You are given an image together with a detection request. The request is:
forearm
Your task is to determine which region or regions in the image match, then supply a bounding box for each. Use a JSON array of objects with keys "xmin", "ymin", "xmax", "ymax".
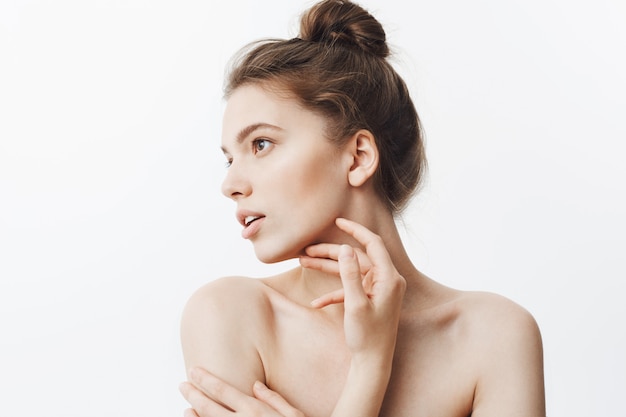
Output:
[
  {"xmin": 330, "ymin": 352, "xmax": 394, "ymax": 417},
  {"xmin": 315, "ymin": 227, "xmax": 404, "ymax": 417}
]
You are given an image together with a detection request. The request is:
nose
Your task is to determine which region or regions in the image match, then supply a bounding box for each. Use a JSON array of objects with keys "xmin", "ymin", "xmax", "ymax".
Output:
[{"xmin": 221, "ymin": 161, "xmax": 252, "ymax": 200}]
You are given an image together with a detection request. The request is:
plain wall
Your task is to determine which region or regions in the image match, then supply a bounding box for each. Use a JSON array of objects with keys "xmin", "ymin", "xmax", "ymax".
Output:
[{"xmin": 1, "ymin": 0, "xmax": 625, "ymax": 415}]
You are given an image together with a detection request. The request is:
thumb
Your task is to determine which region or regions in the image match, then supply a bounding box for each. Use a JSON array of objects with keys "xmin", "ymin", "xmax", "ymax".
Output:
[
  {"xmin": 338, "ymin": 245, "xmax": 368, "ymax": 307},
  {"xmin": 253, "ymin": 381, "xmax": 301, "ymax": 416}
]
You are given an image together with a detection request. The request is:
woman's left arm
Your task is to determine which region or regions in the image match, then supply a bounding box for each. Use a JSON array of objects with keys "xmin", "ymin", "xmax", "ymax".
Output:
[
  {"xmin": 179, "ymin": 368, "xmax": 303, "ymax": 417},
  {"xmin": 180, "ymin": 219, "xmax": 405, "ymax": 417},
  {"xmin": 470, "ymin": 301, "xmax": 546, "ymax": 417}
]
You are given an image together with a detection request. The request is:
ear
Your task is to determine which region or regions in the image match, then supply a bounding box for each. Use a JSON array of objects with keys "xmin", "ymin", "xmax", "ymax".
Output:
[{"xmin": 347, "ymin": 129, "xmax": 379, "ymax": 187}]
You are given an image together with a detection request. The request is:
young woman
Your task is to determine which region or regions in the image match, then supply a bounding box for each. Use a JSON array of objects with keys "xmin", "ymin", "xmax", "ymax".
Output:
[{"xmin": 179, "ymin": 1, "xmax": 545, "ymax": 416}]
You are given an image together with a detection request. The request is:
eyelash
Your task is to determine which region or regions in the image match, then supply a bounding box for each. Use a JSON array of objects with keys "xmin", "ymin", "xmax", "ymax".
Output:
[{"xmin": 224, "ymin": 138, "xmax": 272, "ymax": 168}]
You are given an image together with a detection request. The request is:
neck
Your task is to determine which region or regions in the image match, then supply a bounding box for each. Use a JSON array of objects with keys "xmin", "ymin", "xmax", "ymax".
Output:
[{"xmin": 298, "ymin": 207, "xmax": 426, "ymax": 308}]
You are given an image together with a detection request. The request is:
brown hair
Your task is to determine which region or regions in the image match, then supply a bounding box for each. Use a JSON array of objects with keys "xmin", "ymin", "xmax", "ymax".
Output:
[{"xmin": 225, "ymin": 0, "xmax": 426, "ymax": 214}]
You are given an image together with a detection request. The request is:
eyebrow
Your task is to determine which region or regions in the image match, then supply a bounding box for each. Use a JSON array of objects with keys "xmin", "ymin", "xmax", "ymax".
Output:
[{"xmin": 221, "ymin": 122, "xmax": 283, "ymax": 153}]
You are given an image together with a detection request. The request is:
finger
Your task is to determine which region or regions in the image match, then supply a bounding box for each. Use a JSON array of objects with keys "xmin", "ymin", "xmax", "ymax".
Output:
[
  {"xmin": 302, "ymin": 248, "xmax": 371, "ymax": 279},
  {"xmin": 338, "ymin": 245, "xmax": 369, "ymax": 307},
  {"xmin": 253, "ymin": 381, "xmax": 303, "ymax": 417},
  {"xmin": 305, "ymin": 244, "xmax": 372, "ymax": 270},
  {"xmin": 299, "ymin": 256, "xmax": 340, "ymax": 276},
  {"xmin": 304, "ymin": 243, "xmax": 342, "ymax": 259},
  {"xmin": 179, "ymin": 381, "xmax": 233, "ymax": 416},
  {"xmin": 335, "ymin": 218, "xmax": 394, "ymax": 273},
  {"xmin": 310, "ymin": 288, "xmax": 345, "ymax": 308},
  {"xmin": 300, "ymin": 255, "xmax": 371, "ymax": 277},
  {"xmin": 184, "ymin": 408, "xmax": 200, "ymax": 417},
  {"xmin": 187, "ymin": 367, "xmax": 246, "ymax": 412}
]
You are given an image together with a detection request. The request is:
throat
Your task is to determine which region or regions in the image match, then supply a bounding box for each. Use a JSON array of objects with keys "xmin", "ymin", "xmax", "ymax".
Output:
[{"xmin": 298, "ymin": 267, "xmax": 344, "ymax": 314}]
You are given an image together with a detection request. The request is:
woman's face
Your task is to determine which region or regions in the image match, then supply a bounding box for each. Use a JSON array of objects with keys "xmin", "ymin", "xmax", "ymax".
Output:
[{"xmin": 221, "ymin": 83, "xmax": 351, "ymax": 263}]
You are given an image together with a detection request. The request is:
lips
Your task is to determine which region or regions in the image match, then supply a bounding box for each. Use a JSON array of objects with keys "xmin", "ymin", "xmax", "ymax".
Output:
[
  {"xmin": 237, "ymin": 210, "xmax": 265, "ymax": 227},
  {"xmin": 244, "ymin": 215, "xmax": 262, "ymax": 226},
  {"xmin": 236, "ymin": 209, "xmax": 266, "ymax": 239}
]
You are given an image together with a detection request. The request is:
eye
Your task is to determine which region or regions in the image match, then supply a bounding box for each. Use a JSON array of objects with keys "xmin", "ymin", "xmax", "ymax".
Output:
[
  {"xmin": 223, "ymin": 153, "xmax": 233, "ymax": 168},
  {"xmin": 252, "ymin": 138, "xmax": 272, "ymax": 154}
]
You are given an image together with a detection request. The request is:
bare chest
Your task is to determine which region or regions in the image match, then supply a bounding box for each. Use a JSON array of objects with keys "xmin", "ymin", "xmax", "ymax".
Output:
[{"xmin": 260, "ymin": 312, "xmax": 475, "ymax": 417}]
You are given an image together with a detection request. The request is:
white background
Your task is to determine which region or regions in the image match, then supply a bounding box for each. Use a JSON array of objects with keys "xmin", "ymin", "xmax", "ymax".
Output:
[{"xmin": 1, "ymin": 0, "xmax": 625, "ymax": 415}]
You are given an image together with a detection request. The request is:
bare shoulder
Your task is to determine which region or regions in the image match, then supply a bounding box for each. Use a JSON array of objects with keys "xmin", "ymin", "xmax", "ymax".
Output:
[
  {"xmin": 455, "ymin": 291, "xmax": 545, "ymax": 416},
  {"xmin": 457, "ymin": 291, "xmax": 542, "ymax": 348},
  {"xmin": 180, "ymin": 276, "xmax": 272, "ymax": 393},
  {"xmin": 182, "ymin": 276, "xmax": 270, "ymax": 320}
]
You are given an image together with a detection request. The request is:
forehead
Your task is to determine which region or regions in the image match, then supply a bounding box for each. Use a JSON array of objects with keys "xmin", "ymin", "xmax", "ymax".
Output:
[
  {"xmin": 222, "ymin": 84, "xmax": 288, "ymax": 131},
  {"xmin": 221, "ymin": 84, "xmax": 327, "ymax": 149}
]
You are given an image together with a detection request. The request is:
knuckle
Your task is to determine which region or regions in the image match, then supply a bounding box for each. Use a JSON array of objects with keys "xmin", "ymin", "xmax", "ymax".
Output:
[
  {"xmin": 391, "ymin": 274, "xmax": 407, "ymax": 294},
  {"xmin": 380, "ymin": 271, "xmax": 405, "ymax": 293},
  {"xmin": 196, "ymin": 403, "xmax": 212, "ymax": 417},
  {"xmin": 204, "ymin": 377, "xmax": 226, "ymax": 398},
  {"xmin": 240, "ymin": 402, "xmax": 261, "ymax": 417},
  {"xmin": 348, "ymin": 298, "xmax": 369, "ymax": 314},
  {"xmin": 369, "ymin": 234, "xmax": 384, "ymax": 246}
]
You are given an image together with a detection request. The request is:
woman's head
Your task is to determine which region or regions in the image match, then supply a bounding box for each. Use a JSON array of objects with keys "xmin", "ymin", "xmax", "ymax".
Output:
[{"xmin": 224, "ymin": 0, "xmax": 426, "ymax": 214}]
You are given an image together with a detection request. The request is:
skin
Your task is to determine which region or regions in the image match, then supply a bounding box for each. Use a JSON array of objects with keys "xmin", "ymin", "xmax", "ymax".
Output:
[{"xmin": 179, "ymin": 83, "xmax": 546, "ymax": 417}]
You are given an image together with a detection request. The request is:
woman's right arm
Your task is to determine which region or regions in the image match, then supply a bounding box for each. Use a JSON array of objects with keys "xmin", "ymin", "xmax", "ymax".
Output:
[{"xmin": 180, "ymin": 277, "xmax": 267, "ymax": 401}]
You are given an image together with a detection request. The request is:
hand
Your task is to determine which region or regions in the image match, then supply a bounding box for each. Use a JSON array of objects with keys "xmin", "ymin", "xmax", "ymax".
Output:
[
  {"xmin": 179, "ymin": 367, "xmax": 304, "ymax": 417},
  {"xmin": 299, "ymin": 218, "xmax": 406, "ymax": 356}
]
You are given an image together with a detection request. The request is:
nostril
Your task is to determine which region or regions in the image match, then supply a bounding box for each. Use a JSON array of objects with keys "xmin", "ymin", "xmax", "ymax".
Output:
[
  {"xmin": 220, "ymin": 160, "xmax": 252, "ymax": 199},
  {"xmin": 221, "ymin": 177, "xmax": 250, "ymax": 200}
]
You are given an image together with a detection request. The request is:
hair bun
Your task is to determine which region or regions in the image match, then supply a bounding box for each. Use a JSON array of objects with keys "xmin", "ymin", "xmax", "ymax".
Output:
[{"xmin": 299, "ymin": 0, "xmax": 389, "ymax": 58}]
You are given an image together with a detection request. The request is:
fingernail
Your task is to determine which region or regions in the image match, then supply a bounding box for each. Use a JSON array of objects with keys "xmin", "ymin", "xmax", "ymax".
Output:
[
  {"xmin": 254, "ymin": 380, "xmax": 268, "ymax": 391},
  {"xmin": 339, "ymin": 244, "xmax": 353, "ymax": 260}
]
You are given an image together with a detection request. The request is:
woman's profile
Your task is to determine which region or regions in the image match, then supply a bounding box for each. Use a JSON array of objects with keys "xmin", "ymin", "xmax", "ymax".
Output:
[{"xmin": 179, "ymin": 0, "xmax": 545, "ymax": 416}]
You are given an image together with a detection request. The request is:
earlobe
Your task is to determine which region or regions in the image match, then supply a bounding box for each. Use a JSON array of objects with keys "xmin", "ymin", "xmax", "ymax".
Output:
[{"xmin": 347, "ymin": 129, "xmax": 379, "ymax": 187}]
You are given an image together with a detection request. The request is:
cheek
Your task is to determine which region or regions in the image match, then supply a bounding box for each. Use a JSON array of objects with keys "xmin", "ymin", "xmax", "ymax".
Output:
[
  {"xmin": 292, "ymin": 158, "xmax": 349, "ymax": 216},
  {"xmin": 292, "ymin": 156, "xmax": 346, "ymax": 198}
]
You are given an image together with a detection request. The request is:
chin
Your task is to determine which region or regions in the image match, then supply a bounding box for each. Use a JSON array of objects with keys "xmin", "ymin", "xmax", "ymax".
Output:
[{"xmin": 252, "ymin": 241, "xmax": 304, "ymax": 264}]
